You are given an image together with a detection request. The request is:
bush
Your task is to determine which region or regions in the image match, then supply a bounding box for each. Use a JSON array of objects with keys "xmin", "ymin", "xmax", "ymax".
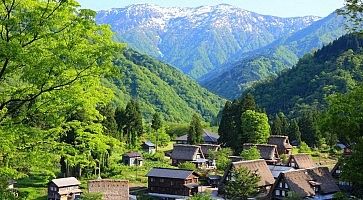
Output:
[
  {"xmin": 178, "ymin": 162, "xmax": 196, "ymax": 171},
  {"xmin": 298, "ymin": 142, "xmax": 312, "ymax": 153}
]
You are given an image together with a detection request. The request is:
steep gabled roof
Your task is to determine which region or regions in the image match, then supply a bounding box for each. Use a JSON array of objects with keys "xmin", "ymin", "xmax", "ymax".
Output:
[
  {"xmin": 199, "ymin": 144, "xmax": 221, "ymax": 156},
  {"xmin": 171, "ymin": 144, "xmax": 204, "ymax": 160},
  {"xmin": 222, "ymin": 159, "xmax": 275, "ymax": 187},
  {"xmin": 174, "ymin": 130, "xmax": 219, "ymax": 143},
  {"xmin": 243, "ymin": 143, "xmax": 280, "ymax": 160},
  {"xmin": 288, "ymin": 154, "xmax": 315, "ymax": 169},
  {"xmin": 268, "ymin": 135, "xmax": 293, "ymax": 153},
  {"xmin": 51, "ymin": 177, "xmax": 80, "ymax": 187},
  {"xmin": 147, "ymin": 168, "xmax": 198, "ymax": 179},
  {"xmin": 276, "ymin": 167, "xmax": 339, "ymax": 198},
  {"xmin": 123, "ymin": 152, "xmax": 142, "ymax": 158}
]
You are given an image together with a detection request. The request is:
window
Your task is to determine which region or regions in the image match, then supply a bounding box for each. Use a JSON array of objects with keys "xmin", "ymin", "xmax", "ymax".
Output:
[
  {"xmin": 285, "ymin": 183, "xmax": 289, "ymax": 189},
  {"xmin": 170, "ymin": 181, "xmax": 173, "ymax": 186},
  {"xmin": 279, "ymin": 182, "xmax": 283, "ymax": 188},
  {"xmin": 275, "ymin": 190, "xmax": 280, "ymax": 196},
  {"xmin": 160, "ymin": 178, "xmax": 164, "ymax": 183},
  {"xmin": 150, "ymin": 178, "xmax": 155, "ymax": 182},
  {"xmin": 281, "ymin": 190, "xmax": 286, "ymax": 197}
]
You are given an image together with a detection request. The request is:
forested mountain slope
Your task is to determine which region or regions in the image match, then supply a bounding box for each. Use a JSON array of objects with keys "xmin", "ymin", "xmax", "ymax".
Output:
[
  {"xmin": 96, "ymin": 4, "xmax": 318, "ymax": 79},
  {"xmin": 106, "ymin": 49, "xmax": 225, "ymax": 122},
  {"xmin": 246, "ymin": 34, "xmax": 363, "ymax": 115},
  {"xmin": 201, "ymin": 12, "xmax": 346, "ymax": 99}
]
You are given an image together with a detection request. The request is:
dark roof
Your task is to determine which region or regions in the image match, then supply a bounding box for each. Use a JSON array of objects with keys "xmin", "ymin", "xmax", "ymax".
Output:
[
  {"xmin": 143, "ymin": 141, "xmax": 155, "ymax": 147},
  {"xmin": 171, "ymin": 144, "xmax": 204, "ymax": 160},
  {"xmin": 222, "ymin": 159, "xmax": 275, "ymax": 187},
  {"xmin": 279, "ymin": 167, "xmax": 339, "ymax": 197},
  {"xmin": 288, "ymin": 154, "xmax": 315, "ymax": 169},
  {"xmin": 268, "ymin": 165, "xmax": 295, "ymax": 178},
  {"xmin": 174, "ymin": 130, "xmax": 219, "ymax": 143},
  {"xmin": 243, "ymin": 143, "xmax": 280, "ymax": 160},
  {"xmin": 199, "ymin": 144, "xmax": 221, "ymax": 155},
  {"xmin": 51, "ymin": 177, "xmax": 80, "ymax": 187},
  {"xmin": 268, "ymin": 135, "xmax": 293, "ymax": 153},
  {"xmin": 123, "ymin": 152, "xmax": 142, "ymax": 158},
  {"xmin": 147, "ymin": 168, "xmax": 198, "ymax": 179}
]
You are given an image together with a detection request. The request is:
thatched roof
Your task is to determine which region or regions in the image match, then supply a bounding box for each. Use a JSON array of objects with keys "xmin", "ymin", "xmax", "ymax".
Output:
[
  {"xmin": 243, "ymin": 143, "xmax": 280, "ymax": 161},
  {"xmin": 288, "ymin": 154, "xmax": 315, "ymax": 169},
  {"xmin": 199, "ymin": 144, "xmax": 221, "ymax": 156},
  {"xmin": 268, "ymin": 135, "xmax": 292, "ymax": 153},
  {"xmin": 147, "ymin": 168, "xmax": 198, "ymax": 179},
  {"xmin": 222, "ymin": 159, "xmax": 275, "ymax": 187},
  {"xmin": 276, "ymin": 167, "xmax": 339, "ymax": 198},
  {"xmin": 174, "ymin": 130, "xmax": 219, "ymax": 144},
  {"xmin": 170, "ymin": 144, "xmax": 204, "ymax": 160}
]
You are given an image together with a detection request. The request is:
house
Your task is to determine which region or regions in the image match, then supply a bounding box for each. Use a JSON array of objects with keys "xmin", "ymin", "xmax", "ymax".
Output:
[
  {"xmin": 48, "ymin": 177, "xmax": 82, "ymax": 200},
  {"xmin": 331, "ymin": 161, "xmax": 353, "ymax": 192},
  {"xmin": 243, "ymin": 143, "xmax": 280, "ymax": 165},
  {"xmin": 142, "ymin": 141, "xmax": 156, "ymax": 154},
  {"xmin": 199, "ymin": 144, "xmax": 221, "ymax": 159},
  {"xmin": 287, "ymin": 154, "xmax": 315, "ymax": 169},
  {"xmin": 268, "ymin": 135, "xmax": 293, "ymax": 155},
  {"xmin": 270, "ymin": 167, "xmax": 340, "ymax": 199},
  {"xmin": 219, "ymin": 159, "xmax": 275, "ymax": 197},
  {"xmin": 122, "ymin": 152, "xmax": 143, "ymax": 166},
  {"xmin": 88, "ymin": 179, "xmax": 129, "ymax": 200},
  {"xmin": 147, "ymin": 168, "xmax": 199, "ymax": 198},
  {"xmin": 174, "ymin": 129, "xmax": 219, "ymax": 144},
  {"xmin": 170, "ymin": 144, "xmax": 208, "ymax": 168},
  {"xmin": 207, "ymin": 175, "xmax": 221, "ymax": 188}
]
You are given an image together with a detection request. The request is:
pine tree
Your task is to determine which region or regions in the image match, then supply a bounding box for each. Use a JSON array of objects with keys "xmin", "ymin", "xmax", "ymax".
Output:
[
  {"xmin": 117, "ymin": 100, "xmax": 143, "ymax": 147},
  {"xmin": 241, "ymin": 93, "xmax": 256, "ymax": 112},
  {"xmin": 289, "ymin": 119, "xmax": 302, "ymax": 145},
  {"xmin": 218, "ymin": 101, "xmax": 234, "ymax": 146},
  {"xmin": 271, "ymin": 114, "xmax": 282, "ymax": 135},
  {"xmin": 298, "ymin": 111, "xmax": 319, "ymax": 147},
  {"xmin": 278, "ymin": 112, "xmax": 290, "ymax": 135},
  {"xmin": 187, "ymin": 114, "xmax": 203, "ymax": 145},
  {"xmin": 151, "ymin": 112, "xmax": 162, "ymax": 151}
]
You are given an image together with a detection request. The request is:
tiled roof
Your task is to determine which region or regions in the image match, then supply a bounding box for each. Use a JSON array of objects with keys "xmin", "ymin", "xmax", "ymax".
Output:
[
  {"xmin": 147, "ymin": 168, "xmax": 197, "ymax": 179},
  {"xmin": 51, "ymin": 177, "xmax": 80, "ymax": 187}
]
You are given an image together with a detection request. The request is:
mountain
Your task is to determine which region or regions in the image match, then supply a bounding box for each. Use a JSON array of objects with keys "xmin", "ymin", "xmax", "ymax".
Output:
[
  {"xmin": 200, "ymin": 12, "xmax": 347, "ymax": 99},
  {"xmin": 245, "ymin": 34, "xmax": 363, "ymax": 115},
  {"xmin": 96, "ymin": 4, "xmax": 319, "ymax": 79},
  {"xmin": 106, "ymin": 49, "xmax": 225, "ymax": 123}
]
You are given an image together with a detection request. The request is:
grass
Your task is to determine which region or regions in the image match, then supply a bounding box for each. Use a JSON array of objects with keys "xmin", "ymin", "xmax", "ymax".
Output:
[{"xmin": 18, "ymin": 187, "xmax": 47, "ymax": 200}]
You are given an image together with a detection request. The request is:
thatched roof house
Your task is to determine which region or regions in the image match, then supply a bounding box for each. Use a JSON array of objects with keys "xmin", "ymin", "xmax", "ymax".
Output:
[
  {"xmin": 199, "ymin": 144, "xmax": 221, "ymax": 158},
  {"xmin": 170, "ymin": 144, "xmax": 206, "ymax": 168},
  {"xmin": 243, "ymin": 143, "xmax": 280, "ymax": 164},
  {"xmin": 174, "ymin": 130, "xmax": 219, "ymax": 144},
  {"xmin": 270, "ymin": 167, "xmax": 339, "ymax": 199},
  {"xmin": 268, "ymin": 135, "xmax": 293, "ymax": 155},
  {"xmin": 220, "ymin": 159, "xmax": 275, "ymax": 197},
  {"xmin": 287, "ymin": 154, "xmax": 315, "ymax": 169}
]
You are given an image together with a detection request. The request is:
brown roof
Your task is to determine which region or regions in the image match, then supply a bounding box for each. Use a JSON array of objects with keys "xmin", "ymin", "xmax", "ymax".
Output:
[
  {"xmin": 171, "ymin": 144, "xmax": 204, "ymax": 160},
  {"xmin": 174, "ymin": 130, "xmax": 219, "ymax": 143},
  {"xmin": 268, "ymin": 135, "xmax": 292, "ymax": 153},
  {"xmin": 243, "ymin": 143, "xmax": 280, "ymax": 161},
  {"xmin": 222, "ymin": 159, "xmax": 275, "ymax": 187},
  {"xmin": 51, "ymin": 177, "xmax": 80, "ymax": 187},
  {"xmin": 288, "ymin": 154, "xmax": 315, "ymax": 169},
  {"xmin": 278, "ymin": 167, "xmax": 339, "ymax": 197},
  {"xmin": 199, "ymin": 144, "xmax": 221, "ymax": 156}
]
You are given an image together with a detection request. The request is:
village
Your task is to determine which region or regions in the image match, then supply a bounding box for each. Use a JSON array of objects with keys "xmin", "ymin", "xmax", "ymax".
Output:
[{"xmin": 21, "ymin": 130, "xmax": 350, "ymax": 200}]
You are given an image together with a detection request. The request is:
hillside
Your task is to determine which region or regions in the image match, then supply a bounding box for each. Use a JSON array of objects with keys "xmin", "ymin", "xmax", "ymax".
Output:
[
  {"xmin": 246, "ymin": 34, "xmax": 363, "ymax": 115},
  {"xmin": 106, "ymin": 49, "xmax": 225, "ymax": 123},
  {"xmin": 96, "ymin": 4, "xmax": 319, "ymax": 79},
  {"xmin": 200, "ymin": 12, "xmax": 346, "ymax": 99}
]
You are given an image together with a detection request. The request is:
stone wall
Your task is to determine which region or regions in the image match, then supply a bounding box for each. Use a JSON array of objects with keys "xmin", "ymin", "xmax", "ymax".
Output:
[{"xmin": 88, "ymin": 179, "xmax": 129, "ymax": 200}]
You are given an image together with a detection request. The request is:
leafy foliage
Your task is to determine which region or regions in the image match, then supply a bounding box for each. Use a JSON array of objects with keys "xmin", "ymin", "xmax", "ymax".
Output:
[
  {"xmin": 209, "ymin": 148, "xmax": 232, "ymax": 171},
  {"xmin": 240, "ymin": 146, "xmax": 261, "ymax": 160},
  {"xmin": 241, "ymin": 110, "xmax": 270, "ymax": 144},
  {"xmin": 178, "ymin": 162, "xmax": 196, "ymax": 171},
  {"xmin": 187, "ymin": 114, "xmax": 203, "ymax": 145},
  {"xmin": 224, "ymin": 167, "xmax": 260, "ymax": 200}
]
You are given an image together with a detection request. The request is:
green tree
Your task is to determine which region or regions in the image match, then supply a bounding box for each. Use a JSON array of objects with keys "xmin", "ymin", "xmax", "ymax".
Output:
[
  {"xmin": 118, "ymin": 100, "xmax": 143, "ymax": 147},
  {"xmin": 187, "ymin": 114, "xmax": 203, "ymax": 145},
  {"xmin": 224, "ymin": 167, "xmax": 260, "ymax": 200},
  {"xmin": 284, "ymin": 192, "xmax": 301, "ymax": 200},
  {"xmin": 271, "ymin": 114, "xmax": 282, "ymax": 135},
  {"xmin": 338, "ymin": 0, "xmax": 363, "ymax": 32},
  {"xmin": 241, "ymin": 93, "xmax": 256, "ymax": 112},
  {"xmin": 218, "ymin": 101, "xmax": 239, "ymax": 148},
  {"xmin": 278, "ymin": 112, "xmax": 290, "ymax": 135},
  {"xmin": 241, "ymin": 110, "xmax": 270, "ymax": 144},
  {"xmin": 288, "ymin": 120, "xmax": 302, "ymax": 145},
  {"xmin": 178, "ymin": 162, "xmax": 196, "ymax": 171},
  {"xmin": 151, "ymin": 112, "xmax": 163, "ymax": 151},
  {"xmin": 298, "ymin": 111, "xmax": 320, "ymax": 147},
  {"xmin": 240, "ymin": 146, "xmax": 261, "ymax": 160},
  {"xmin": 189, "ymin": 193, "xmax": 212, "ymax": 200},
  {"xmin": 298, "ymin": 142, "xmax": 312, "ymax": 153},
  {"xmin": 209, "ymin": 148, "xmax": 232, "ymax": 171}
]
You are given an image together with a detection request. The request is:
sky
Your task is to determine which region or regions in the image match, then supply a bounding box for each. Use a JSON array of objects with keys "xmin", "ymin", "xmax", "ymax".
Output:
[{"xmin": 77, "ymin": 0, "xmax": 345, "ymax": 17}]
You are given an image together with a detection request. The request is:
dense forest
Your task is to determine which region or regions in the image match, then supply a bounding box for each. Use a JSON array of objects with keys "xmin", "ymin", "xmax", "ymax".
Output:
[{"xmin": 247, "ymin": 34, "xmax": 363, "ymax": 115}]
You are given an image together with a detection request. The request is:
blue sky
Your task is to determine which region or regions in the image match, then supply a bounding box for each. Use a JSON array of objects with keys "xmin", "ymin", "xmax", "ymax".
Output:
[{"xmin": 77, "ymin": 0, "xmax": 345, "ymax": 17}]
